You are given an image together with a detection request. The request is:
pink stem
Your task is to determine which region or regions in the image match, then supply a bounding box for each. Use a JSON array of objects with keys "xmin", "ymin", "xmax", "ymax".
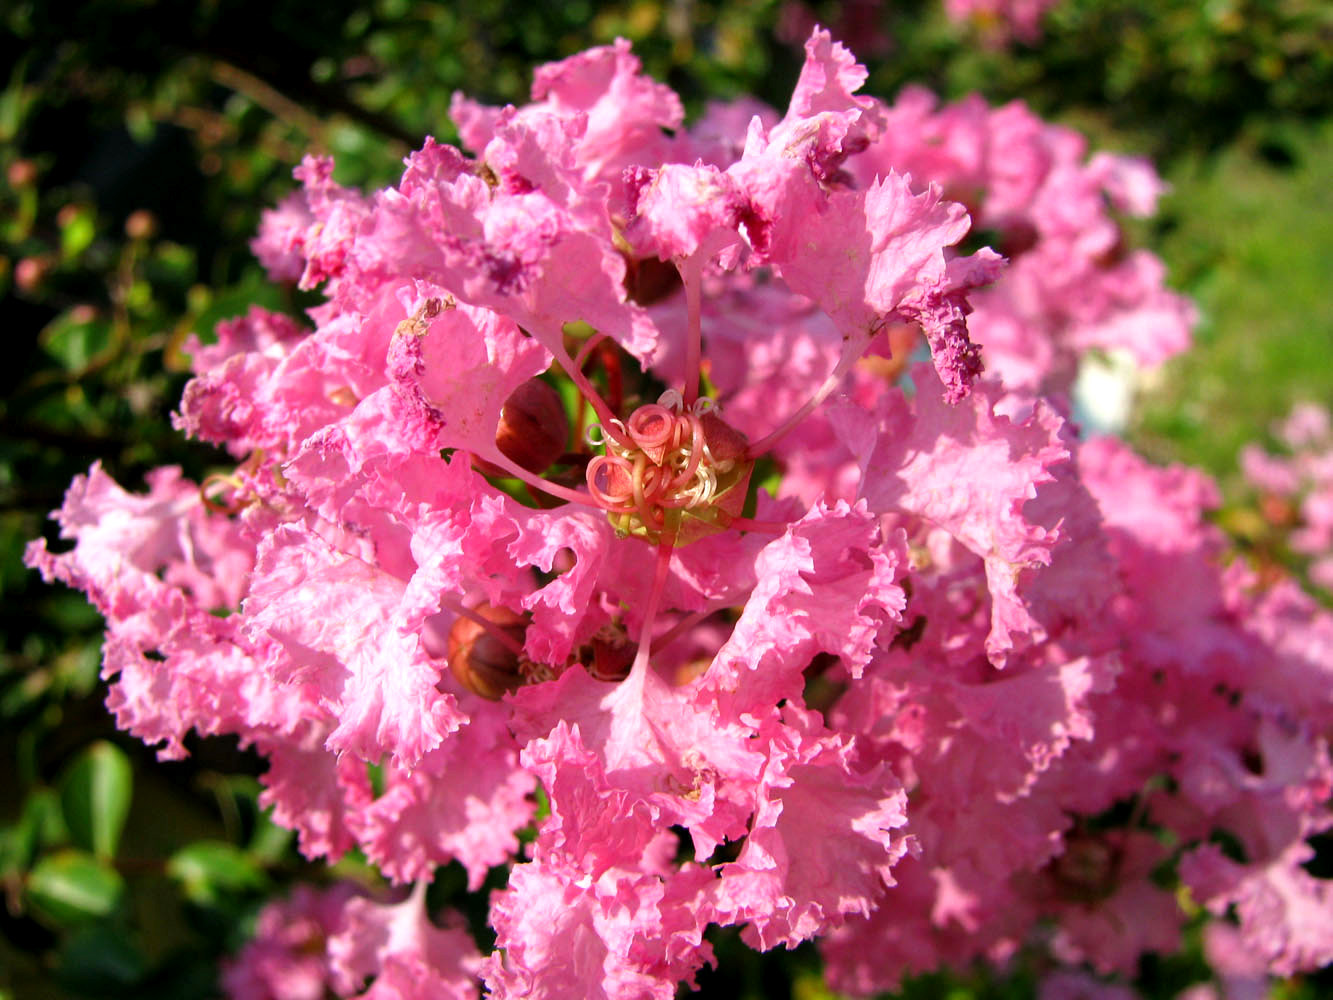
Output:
[
  {"xmin": 745, "ymin": 334, "xmax": 870, "ymax": 459},
  {"xmin": 680, "ymin": 256, "xmax": 703, "ymax": 408},
  {"xmin": 574, "ymin": 330, "xmax": 610, "ymax": 369},
  {"xmin": 631, "ymin": 535, "xmax": 677, "ymax": 676},
  {"xmin": 408, "ymin": 878, "xmax": 430, "ymax": 909},
  {"xmin": 437, "ymin": 595, "xmax": 526, "ymax": 657},
  {"xmin": 650, "ymin": 606, "xmax": 715, "ymax": 654},
  {"xmin": 488, "ymin": 452, "xmax": 602, "ymax": 509},
  {"xmin": 550, "ymin": 341, "xmax": 632, "ymax": 449}
]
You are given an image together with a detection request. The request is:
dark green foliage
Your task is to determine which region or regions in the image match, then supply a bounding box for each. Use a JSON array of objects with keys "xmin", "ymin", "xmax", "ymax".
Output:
[{"xmin": 2, "ymin": 2, "xmax": 1330, "ymax": 998}]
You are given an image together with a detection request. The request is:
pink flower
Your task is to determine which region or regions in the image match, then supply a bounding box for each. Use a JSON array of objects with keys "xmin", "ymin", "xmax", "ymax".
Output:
[
  {"xmin": 28, "ymin": 28, "xmax": 1333, "ymax": 1000},
  {"xmin": 223, "ymin": 883, "xmax": 359, "ymax": 1000},
  {"xmin": 328, "ymin": 883, "xmax": 482, "ymax": 1000},
  {"xmin": 945, "ymin": 0, "xmax": 1063, "ymax": 44}
]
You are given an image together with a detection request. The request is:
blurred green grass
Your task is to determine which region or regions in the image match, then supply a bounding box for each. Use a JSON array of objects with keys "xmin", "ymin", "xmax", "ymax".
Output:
[
  {"xmin": 1132, "ymin": 116, "xmax": 1333, "ymax": 487},
  {"xmin": 3, "ymin": 2, "xmax": 1333, "ymax": 998}
]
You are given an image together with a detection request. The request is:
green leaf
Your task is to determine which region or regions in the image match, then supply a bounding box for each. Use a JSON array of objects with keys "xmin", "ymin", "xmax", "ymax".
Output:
[
  {"xmin": 167, "ymin": 841, "xmax": 268, "ymax": 905},
  {"xmin": 26, "ymin": 850, "xmax": 125, "ymax": 924},
  {"xmin": 39, "ymin": 309, "xmax": 111, "ymax": 372},
  {"xmin": 188, "ymin": 268, "xmax": 289, "ymax": 346},
  {"xmin": 247, "ymin": 812, "xmax": 295, "ymax": 866},
  {"xmin": 146, "ymin": 240, "xmax": 195, "ymax": 284},
  {"xmin": 0, "ymin": 787, "xmax": 58, "ymax": 875},
  {"xmin": 0, "ymin": 63, "xmax": 35, "ymax": 143},
  {"xmin": 59, "ymin": 741, "xmax": 133, "ymax": 861},
  {"xmin": 57, "ymin": 924, "xmax": 147, "ymax": 992}
]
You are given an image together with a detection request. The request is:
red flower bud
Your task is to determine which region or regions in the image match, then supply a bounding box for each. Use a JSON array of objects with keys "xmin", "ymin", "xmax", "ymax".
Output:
[
  {"xmin": 447, "ymin": 605, "xmax": 530, "ymax": 700},
  {"xmin": 494, "ymin": 377, "xmax": 569, "ymax": 474},
  {"xmin": 7, "ymin": 159, "xmax": 36, "ymax": 188},
  {"xmin": 588, "ymin": 627, "xmax": 634, "ymax": 682},
  {"xmin": 124, "ymin": 209, "xmax": 158, "ymax": 241},
  {"xmin": 624, "ymin": 255, "xmax": 682, "ymax": 306}
]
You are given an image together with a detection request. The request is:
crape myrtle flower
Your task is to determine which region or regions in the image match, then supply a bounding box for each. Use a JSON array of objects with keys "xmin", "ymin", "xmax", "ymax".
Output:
[
  {"xmin": 28, "ymin": 28, "xmax": 1333, "ymax": 1000},
  {"xmin": 1241, "ymin": 403, "xmax": 1333, "ymax": 591},
  {"xmin": 944, "ymin": 0, "xmax": 1064, "ymax": 44}
]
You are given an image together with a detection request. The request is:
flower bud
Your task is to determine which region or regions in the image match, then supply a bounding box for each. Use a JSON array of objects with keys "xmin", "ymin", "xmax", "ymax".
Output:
[
  {"xmin": 124, "ymin": 209, "xmax": 158, "ymax": 241},
  {"xmin": 447, "ymin": 605, "xmax": 529, "ymax": 700},
  {"xmin": 14, "ymin": 256, "xmax": 49, "ymax": 293},
  {"xmin": 1001, "ymin": 220, "xmax": 1039, "ymax": 259},
  {"xmin": 1050, "ymin": 834, "xmax": 1117, "ymax": 903},
  {"xmin": 624, "ymin": 255, "xmax": 681, "ymax": 306},
  {"xmin": 1093, "ymin": 228, "xmax": 1128, "ymax": 269},
  {"xmin": 587, "ymin": 625, "xmax": 634, "ymax": 682},
  {"xmin": 7, "ymin": 159, "xmax": 36, "ymax": 188},
  {"xmin": 699, "ymin": 409, "xmax": 748, "ymax": 467},
  {"xmin": 1259, "ymin": 493, "xmax": 1296, "ymax": 526},
  {"xmin": 493, "ymin": 377, "xmax": 569, "ymax": 474}
]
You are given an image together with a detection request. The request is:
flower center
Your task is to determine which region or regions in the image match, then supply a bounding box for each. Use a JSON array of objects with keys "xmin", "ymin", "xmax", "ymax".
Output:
[{"xmin": 585, "ymin": 390, "xmax": 752, "ymax": 545}]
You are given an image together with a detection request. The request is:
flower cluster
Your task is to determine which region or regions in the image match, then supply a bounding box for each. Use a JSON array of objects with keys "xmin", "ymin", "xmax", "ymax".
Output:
[
  {"xmin": 27, "ymin": 29, "xmax": 1332, "ymax": 1000},
  {"xmin": 944, "ymin": 0, "xmax": 1063, "ymax": 43},
  {"xmin": 1242, "ymin": 403, "xmax": 1333, "ymax": 593},
  {"xmin": 858, "ymin": 84, "xmax": 1196, "ymax": 397}
]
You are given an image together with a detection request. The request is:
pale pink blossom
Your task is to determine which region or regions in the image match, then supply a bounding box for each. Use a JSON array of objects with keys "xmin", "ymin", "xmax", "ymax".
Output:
[{"xmin": 26, "ymin": 28, "xmax": 1333, "ymax": 1000}]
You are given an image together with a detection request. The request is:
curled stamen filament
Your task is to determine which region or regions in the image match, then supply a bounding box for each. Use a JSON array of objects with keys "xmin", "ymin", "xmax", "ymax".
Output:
[
  {"xmin": 628, "ymin": 404, "xmax": 675, "ymax": 463},
  {"xmin": 584, "ymin": 388, "xmax": 747, "ymax": 543},
  {"xmin": 587, "ymin": 454, "xmax": 638, "ymax": 511},
  {"xmin": 585, "ymin": 418, "xmax": 627, "ymax": 449},
  {"xmin": 665, "ymin": 412, "xmax": 705, "ymax": 492},
  {"xmin": 200, "ymin": 473, "xmax": 246, "ymax": 514},
  {"xmin": 658, "ymin": 388, "xmax": 685, "ymax": 411}
]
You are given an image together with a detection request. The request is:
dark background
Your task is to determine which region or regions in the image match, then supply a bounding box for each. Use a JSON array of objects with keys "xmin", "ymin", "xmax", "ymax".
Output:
[{"xmin": 2, "ymin": 1, "xmax": 1330, "ymax": 996}]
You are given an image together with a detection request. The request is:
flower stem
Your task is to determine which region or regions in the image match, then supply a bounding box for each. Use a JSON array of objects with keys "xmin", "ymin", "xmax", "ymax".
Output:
[
  {"xmin": 681, "ymin": 257, "xmax": 703, "ymax": 408},
  {"xmin": 437, "ymin": 595, "xmax": 526, "ymax": 657},
  {"xmin": 573, "ymin": 330, "xmax": 609, "ymax": 369},
  {"xmin": 631, "ymin": 535, "xmax": 677, "ymax": 676},
  {"xmin": 650, "ymin": 607, "xmax": 715, "ymax": 654},
  {"xmin": 486, "ymin": 452, "xmax": 602, "ymax": 509},
  {"xmin": 550, "ymin": 341, "xmax": 632, "ymax": 449},
  {"xmin": 745, "ymin": 333, "xmax": 871, "ymax": 459}
]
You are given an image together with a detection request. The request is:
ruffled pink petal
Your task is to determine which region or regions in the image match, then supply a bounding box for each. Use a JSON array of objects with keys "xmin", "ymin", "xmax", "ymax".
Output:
[{"xmin": 714, "ymin": 705, "xmax": 910, "ymax": 949}]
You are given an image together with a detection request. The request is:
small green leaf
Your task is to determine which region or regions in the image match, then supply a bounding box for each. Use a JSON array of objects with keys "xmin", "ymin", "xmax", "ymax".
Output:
[
  {"xmin": 26, "ymin": 850, "xmax": 125, "ymax": 924},
  {"xmin": 366, "ymin": 760, "xmax": 386, "ymax": 797},
  {"xmin": 148, "ymin": 240, "xmax": 195, "ymax": 283},
  {"xmin": 124, "ymin": 278, "xmax": 153, "ymax": 312},
  {"xmin": 124, "ymin": 102, "xmax": 154, "ymax": 143},
  {"xmin": 59, "ymin": 741, "xmax": 133, "ymax": 861},
  {"xmin": 59, "ymin": 207, "xmax": 96, "ymax": 260},
  {"xmin": 188, "ymin": 269, "xmax": 287, "ymax": 344},
  {"xmin": 167, "ymin": 841, "xmax": 268, "ymax": 905}
]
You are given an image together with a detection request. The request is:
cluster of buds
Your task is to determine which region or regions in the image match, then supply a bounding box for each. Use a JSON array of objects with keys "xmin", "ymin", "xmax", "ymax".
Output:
[
  {"xmin": 446, "ymin": 605, "xmax": 634, "ymax": 700},
  {"xmin": 28, "ymin": 29, "xmax": 1333, "ymax": 1000}
]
